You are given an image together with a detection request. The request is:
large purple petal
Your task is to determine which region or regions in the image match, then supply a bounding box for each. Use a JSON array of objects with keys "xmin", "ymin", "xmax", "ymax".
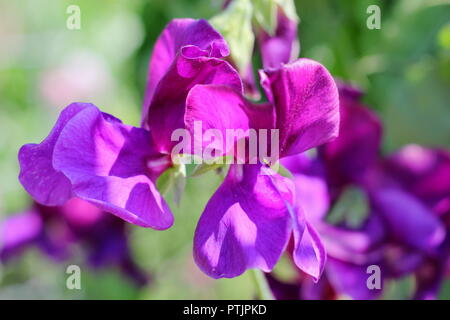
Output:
[
  {"xmin": 18, "ymin": 103, "xmax": 90, "ymax": 206},
  {"xmin": 52, "ymin": 104, "xmax": 173, "ymax": 229},
  {"xmin": 145, "ymin": 54, "xmax": 242, "ymax": 154},
  {"xmin": 257, "ymin": 8, "xmax": 299, "ymax": 68},
  {"xmin": 260, "ymin": 59, "xmax": 339, "ymax": 158},
  {"xmin": 143, "ymin": 18, "xmax": 229, "ymax": 115},
  {"xmin": 193, "ymin": 164, "xmax": 293, "ymax": 278}
]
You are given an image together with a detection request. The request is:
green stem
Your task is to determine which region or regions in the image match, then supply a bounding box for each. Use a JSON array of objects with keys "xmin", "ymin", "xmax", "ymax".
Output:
[{"xmin": 250, "ymin": 269, "xmax": 275, "ymax": 300}]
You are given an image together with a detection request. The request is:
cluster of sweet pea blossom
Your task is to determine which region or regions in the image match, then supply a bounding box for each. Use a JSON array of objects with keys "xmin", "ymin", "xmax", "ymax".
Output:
[
  {"xmin": 267, "ymin": 84, "xmax": 450, "ymax": 300},
  {"xmin": 16, "ymin": 0, "xmax": 340, "ymax": 282}
]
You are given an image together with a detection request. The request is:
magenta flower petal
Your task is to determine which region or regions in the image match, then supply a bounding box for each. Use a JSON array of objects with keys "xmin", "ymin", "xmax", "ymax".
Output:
[
  {"xmin": 52, "ymin": 104, "xmax": 173, "ymax": 229},
  {"xmin": 143, "ymin": 18, "xmax": 229, "ymax": 113},
  {"xmin": 257, "ymin": 8, "xmax": 299, "ymax": 68},
  {"xmin": 185, "ymin": 84, "xmax": 275, "ymax": 157},
  {"xmin": 193, "ymin": 164, "xmax": 293, "ymax": 278},
  {"xmin": 372, "ymin": 188, "xmax": 445, "ymax": 251},
  {"xmin": 18, "ymin": 103, "xmax": 90, "ymax": 206},
  {"xmin": 292, "ymin": 214, "xmax": 326, "ymax": 282},
  {"xmin": 260, "ymin": 59, "xmax": 340, "ymax": 158}
]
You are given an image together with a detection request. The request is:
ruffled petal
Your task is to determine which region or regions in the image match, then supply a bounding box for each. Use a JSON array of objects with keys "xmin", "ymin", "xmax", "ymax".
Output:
[
  {"xmin": 49, "ymin": 104, "xmax": 173, "ymax": 229},
  {"xmin": 145, "ymin": 54, "xmax": 242, "ymax": 153},
  {"xmin": 259, "ymin": 59, "xmax": 339, "ymax": 157},
  {"xmin": 18, "ymin": 103, "xmax": 90, "ymax": 206},
  {"xmin": 143, "ymin": 18, "xmax": 229, "ymax": 113},
  {"xmin": 193, "ymin": 164, "xmax": 293, "ymax": 278}
]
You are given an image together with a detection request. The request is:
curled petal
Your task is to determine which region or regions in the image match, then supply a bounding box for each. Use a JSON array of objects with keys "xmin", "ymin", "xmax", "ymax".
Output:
[
  {"xmin": 260, "ymin": 59, "xmax": 339, "ymax": 157},
  {"xmin": 145, "ymin": 55, "xmax": 242, "ymax": 153},
  {"xmin": 18, "ymin": 103, "xmax": 90, "ymax": 206},
  {"xmin": 51, "ymin": 105, "xmax": 173, "ymax": 229},
  {"xmin": 193, "ymin": 164, "xmax": 293, "ymax": 278},
  {"xmin": 143, "ymin": 18, "xmax": 229, "ymax": 113}
]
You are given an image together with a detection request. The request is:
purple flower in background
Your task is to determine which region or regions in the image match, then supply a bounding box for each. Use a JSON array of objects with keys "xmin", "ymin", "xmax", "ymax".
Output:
[
  {"xmin": 0, "ymin": 197, "xmax": 148, "ymax": 286},
  {"xmin": 185, "ymin": 58, "xmax": 340, "ymax": 279},
  {"xmin": 269, "ymin": 84, "xmax": 450, "ymax": 299},
  {"xmin": 382, "ymin": 145, "xmax": 450, "ymax": 299}
]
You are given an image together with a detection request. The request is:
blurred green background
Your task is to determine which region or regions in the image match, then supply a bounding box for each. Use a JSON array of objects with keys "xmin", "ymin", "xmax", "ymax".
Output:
[{"xmin": 0, "ymin": 0, "xmax": 449, "ymax": 299}]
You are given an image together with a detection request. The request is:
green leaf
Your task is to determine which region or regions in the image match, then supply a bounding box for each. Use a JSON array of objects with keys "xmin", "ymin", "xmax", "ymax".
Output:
[{"xmin": 210, "ymin": 0, "xmax": 254, "ymax": 73}]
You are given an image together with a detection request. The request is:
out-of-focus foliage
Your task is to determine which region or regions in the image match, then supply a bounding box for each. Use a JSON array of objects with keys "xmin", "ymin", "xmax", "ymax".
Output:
[{"xmin": 0, "ymin": 0, "xmax": 449, "ymax": 299}]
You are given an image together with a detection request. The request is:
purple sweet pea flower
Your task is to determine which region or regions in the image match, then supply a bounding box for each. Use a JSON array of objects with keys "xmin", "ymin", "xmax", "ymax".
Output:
[
  {"xmin": 271, "ymin": 84, "xmax": 449, "ymax": 299},
  {"xmin": 185, "ymin": 58, "xmax": 339, "ymax": 279},
  {"xmin": 18, "ymin": 17, "xmax": 341, "ymax": 282},
  {"xmin": 0, "ymin": 198, "xmax": 148, "ymax": 286}
]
